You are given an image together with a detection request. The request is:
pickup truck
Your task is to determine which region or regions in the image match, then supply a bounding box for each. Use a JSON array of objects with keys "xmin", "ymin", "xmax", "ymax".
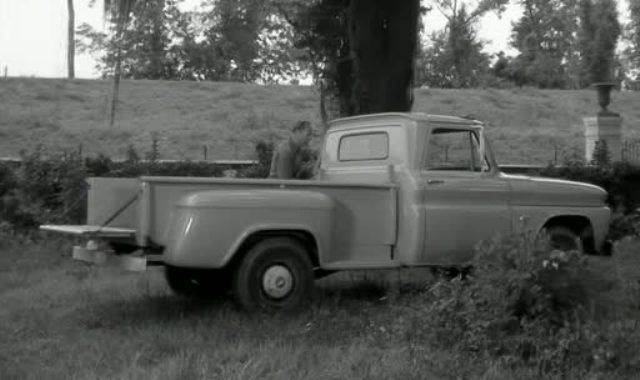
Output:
[{"xmin": 41, "ymin": 112, "xmax": 611, "ymax": 312}]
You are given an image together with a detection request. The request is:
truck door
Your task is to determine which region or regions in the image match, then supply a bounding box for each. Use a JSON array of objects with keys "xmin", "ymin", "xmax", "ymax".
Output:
[{"xmin": 420, "ymin": 127, "xmax": 511, "ymax": 265}]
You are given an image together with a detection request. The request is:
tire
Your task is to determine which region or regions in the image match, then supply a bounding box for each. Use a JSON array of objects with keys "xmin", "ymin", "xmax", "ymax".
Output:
[
  {"xmin": 232, "ymin": 237, "xmax": 314, "ymax": 313},
  {"xmin": 165, "ymin": 266, "xmax": 231, "ymax": 298},
  {"xmin": 543, "ymin": 225, "xmax": 583, "ymax": 252}
]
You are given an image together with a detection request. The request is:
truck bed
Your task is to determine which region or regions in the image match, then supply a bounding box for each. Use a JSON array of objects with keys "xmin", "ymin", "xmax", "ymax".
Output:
[{"xmin": 139, "ymin": 176, "xmax": 398, "ymax": 266}]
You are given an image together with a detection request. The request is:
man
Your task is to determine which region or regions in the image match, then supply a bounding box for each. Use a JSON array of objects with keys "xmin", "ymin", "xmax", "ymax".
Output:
[{"xmin": 269, "ymin": 120, "xmax": 313, "ymax": 179}]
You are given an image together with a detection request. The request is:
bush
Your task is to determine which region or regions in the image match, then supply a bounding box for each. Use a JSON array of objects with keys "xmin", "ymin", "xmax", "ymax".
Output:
[
  {"xmin": 423, "ymin": 233, "xmax": 640, "ymax": 375},
  {"xmin": 0, "ymin": 142, "xmax": 286, "ymax": 231},
  {"xmin": 0, "ymin": 149, "xmax": 88, "ymax": 231}
]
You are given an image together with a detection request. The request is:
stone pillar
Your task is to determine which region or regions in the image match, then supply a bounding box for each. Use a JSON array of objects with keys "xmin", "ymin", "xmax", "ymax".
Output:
[{"xmin": 583, "ymin": 115, "xmax": 623, "ymax": 162}]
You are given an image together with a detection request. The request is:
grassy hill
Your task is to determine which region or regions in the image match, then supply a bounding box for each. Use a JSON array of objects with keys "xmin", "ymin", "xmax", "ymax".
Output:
[{"xmin": 1, "ymin": 78, "xmax": 639, "ymax": 164}]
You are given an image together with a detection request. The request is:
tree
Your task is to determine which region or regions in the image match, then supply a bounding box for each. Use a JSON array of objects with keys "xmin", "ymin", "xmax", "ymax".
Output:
[
  {"xmin": 421, "ymin": 0, "xmax": 507, "ymax": 88},
  {"xmin": 347, "ymin": 0, "xmax": 421, "ymax": 114},
  {"xmin": 67, "ymin": 0, "xmax": 75, "ymax": 79},
  {"xmin": 416, "ymin": 7, "xmax": 490, "ymax": 88},
  {"xmin": 622, "ymin": 0, "xmax": 640, "ymax": 82},
  {"xmin": 577, "ymin": 0, "xmax": 621, "ymax": 86},
  {"xmin": 279, "ymin": 0, "xmax": 354, "ymax": 117},
  {"xmin": 510, "ymin": 0, "xmax": 579, "ymax": 88},
  {"xmin": 80, "ymin": 0, "xmax": 302, "ymax": 82},
  {"xmin": 102, "ymin": 0, "xmax": 145, "ymax": 127},
  {"xmin": 283, "ymin": 0, "xmax": 422, "ymax": 117}
]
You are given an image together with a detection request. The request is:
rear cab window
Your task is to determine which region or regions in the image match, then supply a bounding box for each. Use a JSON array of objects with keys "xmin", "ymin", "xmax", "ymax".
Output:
[{"xmin": 338, "ymin": 132, "xmax": 389, "ymax": 161}]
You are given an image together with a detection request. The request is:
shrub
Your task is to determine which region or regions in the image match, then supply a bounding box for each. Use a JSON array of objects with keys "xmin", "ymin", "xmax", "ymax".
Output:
[{"xmin": 423, "ymin": 233, "xmax": 640, "ymax": 375}]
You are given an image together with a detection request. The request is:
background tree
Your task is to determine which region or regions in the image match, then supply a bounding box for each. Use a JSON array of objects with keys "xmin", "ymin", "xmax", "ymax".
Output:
[
  {"xmin": 622, "ymin": 0, "xmax": 640, "ymax": 83},
  {"xmin": 577, "ymin": 0, "xmax": 621, "ymax": 86},
  {"xmin": 279, "ymin": 0, "xmax": 354, "ymax": 117},
  {"xmin": 347, "ymin": 0, "xmax": 421, "ymax": 114},
  {"xmin": 416, "ymin": 0, "xmax": 507, "ymax": 88},
  {"xmin": 283, "ymin": 0, "xmax": 422, "ymax": 117},
  {"xmin": 416, "ymin": 10, "xmax": 489, "ymax": 88},
  {"xmin": 509, "ymin": 0, "xmax": 579, "ymax": 88},
  {"xmin": 67, "ymin": 0, "xmax": 75, "ymax": 79},
  {"xmin": 102, "ymin": 0, "xmax": 144, "ymax": 127},
  {"xmin": 80, "ymin": 0, "xmax": 303, "ymax": 82}
]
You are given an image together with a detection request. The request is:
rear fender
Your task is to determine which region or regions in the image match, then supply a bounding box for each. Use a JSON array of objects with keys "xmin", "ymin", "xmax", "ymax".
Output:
[
  {"xmin": 162, "ymin": 189, "xmax": 333, "ymax": 268},
  {"xmin": 221, "ymin": 224, "xmax": 322, "ymax": 268}
]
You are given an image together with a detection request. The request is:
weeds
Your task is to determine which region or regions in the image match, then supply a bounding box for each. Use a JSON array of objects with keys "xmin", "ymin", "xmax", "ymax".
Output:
[
  {"xmin": 1, "ymin": 235, "xmax": 640, "ymax": 378},
  {"xmin": 420, "ymin": 233, "xmax": 640, "ymax": 376}
]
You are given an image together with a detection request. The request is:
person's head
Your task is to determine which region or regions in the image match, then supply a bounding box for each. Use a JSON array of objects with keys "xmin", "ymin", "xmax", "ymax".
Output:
[{"xmin": 290, "ymin": 120, "xmax": 312, "ymax": 146}]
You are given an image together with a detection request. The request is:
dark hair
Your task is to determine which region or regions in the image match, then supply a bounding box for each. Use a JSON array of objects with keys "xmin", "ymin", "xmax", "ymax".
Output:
[{"xmin": 292, "ymin": 120, "xmax": 311, "ymax": 133}]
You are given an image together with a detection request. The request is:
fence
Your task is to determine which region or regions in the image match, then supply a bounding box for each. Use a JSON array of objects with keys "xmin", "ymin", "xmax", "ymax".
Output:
[{"xmin": 622, "ymin": 140, "xmax": 640, "ymax": 163}]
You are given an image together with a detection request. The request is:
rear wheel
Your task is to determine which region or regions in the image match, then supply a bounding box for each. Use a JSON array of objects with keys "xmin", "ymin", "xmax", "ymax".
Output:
[
  {"xmin": 232, "ymin": 237, "xmax": 314, "ymax": 313},
  {"xmin": 165, "ymin": 266, "xmax": 231, "ymax": 298}
]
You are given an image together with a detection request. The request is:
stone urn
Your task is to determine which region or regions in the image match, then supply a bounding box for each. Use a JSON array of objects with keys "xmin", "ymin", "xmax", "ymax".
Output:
[
  {"xmin": 584, "ymin": 82, "xmax": 623, "ymax": 162},
  {"xmin": 591, "ymin": 81, "xmax": 619, "ymax": 116}
]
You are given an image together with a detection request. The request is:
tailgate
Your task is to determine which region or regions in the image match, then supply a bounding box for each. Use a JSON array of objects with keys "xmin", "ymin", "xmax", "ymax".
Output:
[{"xmin": 39, "ymin": 225, "xmax": 136, "ymax": 238}]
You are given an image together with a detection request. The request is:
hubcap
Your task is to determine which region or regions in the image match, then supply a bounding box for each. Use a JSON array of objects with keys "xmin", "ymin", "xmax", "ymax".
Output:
[{"xmin": 262, "ymin": 265, "xmax": 294, "ymax": 299}]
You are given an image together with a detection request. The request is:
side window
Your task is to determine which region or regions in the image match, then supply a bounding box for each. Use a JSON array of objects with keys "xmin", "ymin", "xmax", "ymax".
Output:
[
  {"xmin": 339, "ymin": 132, "xmax": 389, "ymax": 161},
  {"xmin": 425, "ymin": 129, "xmax": 482, "ymax": 171}
]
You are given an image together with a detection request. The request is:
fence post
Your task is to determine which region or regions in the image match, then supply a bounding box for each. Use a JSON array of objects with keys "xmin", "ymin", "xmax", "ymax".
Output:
[{"xmin": 203, "ymin": 145, "xmax": 208, "ymax": 161}]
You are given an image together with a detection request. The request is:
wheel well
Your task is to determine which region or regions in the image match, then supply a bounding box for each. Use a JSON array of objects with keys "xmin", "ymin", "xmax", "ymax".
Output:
[
  {"xmin": 227, "ymin": 230, "xmax": 320, "ymax": 270},
  {"xmin": 542, "ymin": 215, "xmax": 595, "ymax": 254}
]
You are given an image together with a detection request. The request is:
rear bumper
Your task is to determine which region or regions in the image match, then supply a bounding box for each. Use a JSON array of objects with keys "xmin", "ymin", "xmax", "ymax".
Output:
[{"xmin": 72, "ymin": 241, "xmax": 163, "ymax": 271}]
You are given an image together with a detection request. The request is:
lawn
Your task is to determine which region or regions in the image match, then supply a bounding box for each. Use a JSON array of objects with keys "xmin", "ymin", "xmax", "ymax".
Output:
[
  {"xmin": 1, "ymin": 235, "xmax": 639, "ymax": 379},
  {"xmin": 0, "ymin": 237, "xmax": 450, "ymax": 380},
  {"xmin": 1, "ymin": 78, "xmax": 639, "ymax": 164}
]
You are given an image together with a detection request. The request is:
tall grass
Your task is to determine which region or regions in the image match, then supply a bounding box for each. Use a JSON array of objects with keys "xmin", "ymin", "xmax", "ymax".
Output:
[
  {"xmin": 2, "ymin": 78, "xmax": 640, "ymax": 164},
  {"xmin": 1, "ymin": 232, "xmax": 639, "ymax": 379}
]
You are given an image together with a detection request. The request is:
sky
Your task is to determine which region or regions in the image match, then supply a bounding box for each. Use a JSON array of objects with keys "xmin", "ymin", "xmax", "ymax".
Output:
[{"xmin": 0, "ymin": 0, "xmax": 632, "ymax": 79}]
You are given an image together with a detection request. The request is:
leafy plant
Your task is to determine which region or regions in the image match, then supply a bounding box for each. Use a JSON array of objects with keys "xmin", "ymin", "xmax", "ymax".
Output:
[{"xmin": 423, "ymin": 233, "xmax": 640, "ymax": 375}]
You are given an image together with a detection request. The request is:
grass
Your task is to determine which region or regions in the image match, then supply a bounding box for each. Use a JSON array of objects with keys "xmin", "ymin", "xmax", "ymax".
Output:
[
  {"xmin": 1, "ymin": 78, "xmax": 639, "ymax": 164},
  {"xmin": 1, "ymin": 234, "xmax": 639, "ymax": 379}
]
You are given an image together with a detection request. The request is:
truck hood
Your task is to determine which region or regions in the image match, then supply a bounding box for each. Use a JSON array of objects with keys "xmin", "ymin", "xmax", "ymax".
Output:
[{"xmin": 504, "ymin": 174, "xmax": 607, "ymax": 207}]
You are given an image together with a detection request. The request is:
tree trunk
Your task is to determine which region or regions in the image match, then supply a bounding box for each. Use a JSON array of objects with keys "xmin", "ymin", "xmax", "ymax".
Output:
[
  {"xmin": 110, "ymin": 46, "xmax": 122, "ymax": 127},
  {"xmin": 347, "ymin": 0, "xmax": 420, "ymax": 115},
  {"xmin": 67, "ymin": 0, "xmax": 75, "ymax": 79}
]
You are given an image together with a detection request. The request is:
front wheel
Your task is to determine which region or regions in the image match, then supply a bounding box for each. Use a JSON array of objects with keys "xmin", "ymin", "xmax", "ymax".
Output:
[
  {"xmin": 543, "ymin": 225, "xmax": 583, "ymax": 252},
  {"xmin": 232, "ymin": 237, "xmax": 314, "ymax": 312}
]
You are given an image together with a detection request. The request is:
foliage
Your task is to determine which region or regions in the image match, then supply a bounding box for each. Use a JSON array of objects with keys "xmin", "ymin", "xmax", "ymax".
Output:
[
  {"xmin": 78, "ymin": 0, "xmax": 304, "ymax": 82},
  {"xmin": 236, "ymin": 139, "xmax": 274, "ymax": 178},
  {"xmin": 0, "ymin": 149, "xmax": 87, "ymax": 231},
  {"xmin": 577, "ymin": 0, "xmax": 622, "ymax": 85},
  {"xmin": 283, "ymin": 0, "xmax": 422, "ymax": 116},
  {"xmin": 416, "ymin": 25, "xmax": 489, "ymax": 88},
  {"xmin": 608, "ymin": 212, "xmax": 640, "ymax": 241},
  {"xmin": 424, "ymin": 233, "xmax": 640, "ymax": 375},
  {"xmin": 622, "ymin": 0, "xmax": 640, "ymax": 82},
  {"xmin": 282, "ymin": 0, "xmax": 353, "ymax": 116},
  {"xmin": 0, "ymin": 143, "xmax": 286, "ymax": 232},
  {"xmin": 415, "ymin": 0, "xmax": 506, "ymax": 89},
  {"xmin": 509, "ymin": 0, "xmax": 580, "ymax": 89}
]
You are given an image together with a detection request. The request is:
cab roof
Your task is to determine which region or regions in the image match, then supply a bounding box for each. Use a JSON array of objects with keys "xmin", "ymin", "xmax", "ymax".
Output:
[{"xmin": 328, "ymin": 112, "xmax": 483, "ymax": 131}]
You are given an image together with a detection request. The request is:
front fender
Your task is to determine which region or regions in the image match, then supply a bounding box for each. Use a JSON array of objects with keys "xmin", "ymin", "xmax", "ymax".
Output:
[
  {"xmin": 162, "ymin": 190, "xmax": 334, "ymax": 268},
  {"xmin": 513, "ymin": 206, "xmax": 610, "ymax": 251}
]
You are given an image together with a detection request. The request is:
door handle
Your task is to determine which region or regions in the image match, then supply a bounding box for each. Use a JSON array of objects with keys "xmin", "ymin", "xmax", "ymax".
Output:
[{"xmin": 427, "ymin": 179, "xmax": 444, "ymax": 186}]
